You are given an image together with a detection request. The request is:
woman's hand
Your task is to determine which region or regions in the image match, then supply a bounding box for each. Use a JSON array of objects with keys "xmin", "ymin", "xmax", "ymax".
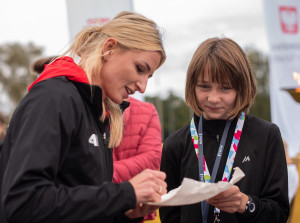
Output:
[
  {"xmin": 125, "ymin": 204, "xmax": 159, "ymax": 219},
  {"xmin": 126, "ymin": 169, "xmax": 166, "ymax": 218},
  {"xmin": 207, "ymin": 186, "xmax": 249, "ymax": 214},
  {"xmin": 129, "ymin": 169, "xmax": 167, "ymax": 204}
]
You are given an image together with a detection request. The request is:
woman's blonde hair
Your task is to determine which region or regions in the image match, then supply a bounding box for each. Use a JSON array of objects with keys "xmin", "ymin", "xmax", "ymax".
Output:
[
  {"xmin": 185, "ymin": 37, "xmax": 257, "ymax": 119},
  {"xmin": 64, "ymin": 11, "xmax": 166, "ymax": 148}
]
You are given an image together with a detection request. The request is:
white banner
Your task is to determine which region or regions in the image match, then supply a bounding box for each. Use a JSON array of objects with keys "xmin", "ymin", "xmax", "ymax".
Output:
[
  {"xmin": 263, "ymin": 0, "xmax": 300, "ymax": 157},
  {"xmin": 66, "ymin": 0, "xmax": 133, "ymax": 40}
]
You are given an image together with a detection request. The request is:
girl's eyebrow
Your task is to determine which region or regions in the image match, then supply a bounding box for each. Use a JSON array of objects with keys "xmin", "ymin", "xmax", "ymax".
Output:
[{"xmin": 222, "ymin": 82, "xmax": 231, "ymax": 86}]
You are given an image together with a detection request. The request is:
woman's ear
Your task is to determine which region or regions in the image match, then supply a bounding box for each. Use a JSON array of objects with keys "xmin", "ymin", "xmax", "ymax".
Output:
[{"xmin": 102, "ymin": 38, "xmax": 118, "ymax": 55}]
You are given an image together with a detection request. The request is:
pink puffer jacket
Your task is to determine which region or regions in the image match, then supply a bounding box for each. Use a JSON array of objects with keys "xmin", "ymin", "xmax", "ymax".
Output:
[{"xmin": 113, "ymin": 97, "xmax": 162, "ymax": 221}]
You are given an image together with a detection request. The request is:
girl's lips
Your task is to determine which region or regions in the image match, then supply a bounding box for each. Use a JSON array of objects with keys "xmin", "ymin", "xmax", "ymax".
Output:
[{"xmin": 206, "ymin": 106, "xmax": 221, "ymax": 111}]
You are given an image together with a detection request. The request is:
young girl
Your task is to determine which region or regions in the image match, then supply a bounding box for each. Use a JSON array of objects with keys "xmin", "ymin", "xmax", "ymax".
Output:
[{"xmin": 159, "ymin": 37, "xmax": 289, "ymax": 223}]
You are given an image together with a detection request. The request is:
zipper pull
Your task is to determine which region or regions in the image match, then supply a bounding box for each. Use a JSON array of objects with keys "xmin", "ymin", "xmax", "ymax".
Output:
[
  {"xmin": 103, "ymin": 132, "xmax": 107, "ymax": 146},
  {"xmin": 216, "ymin": 134, "xmax": 219, "ymax": 143}
]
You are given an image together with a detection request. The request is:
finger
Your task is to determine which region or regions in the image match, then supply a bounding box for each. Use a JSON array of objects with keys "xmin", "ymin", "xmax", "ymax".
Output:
[
  {"xmin": 210, "ymin": 199, "xmax": 241, "ymax": 207},
  {"xmin": 208, "ymin": 194, "xmax": 241, "ymax": 203},
  {"xmin": 209, "ymin": 200, "xmax": 242, "ymax": 212},
  {"xmin": 147, "ymin": 205, "xmax": 160, "ymax": 209},
  {"xmin": 138, "ymin": 204, "xmax": 158, "ymax": 216},
  {"xmin": 150, "ymin": 189, "xmax": 163, "ymax": 202},
  {"xmin": 155, "ymin": 182, "xmax": 168, "ymax": 196},
  {"xmin": 139, "ymin": 170, "xmax": 167, "ymax": 188},
  {"xmin": 157, "ymin": 185, "xmax": 163, "ymax": 194},
  {"xmin": 217, "ymin": 207, "xmax": 239, "ymax": 214},
  {"xmin": 145, "ymin": 169, "xmax": 166, "ymax": 180},
  {"xmin": 208, "ymin": 198, "xmax": 240, "ymax": 207},
  {"xmin": 143, "ymin": 204, "xmax": 158, "ymax": 212},
  {"xmin": 210, "ymin": 186, "xmax": 240, "ymax": 201}
]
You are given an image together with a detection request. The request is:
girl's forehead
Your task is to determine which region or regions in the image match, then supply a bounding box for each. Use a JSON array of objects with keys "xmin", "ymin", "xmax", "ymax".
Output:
[
  {"xmin": 196, "ymin": 71, "xmax": 232, "ymax": 85},
  {"xmin": 196, "ymin": 71, "xmax": 215, "ymax": 81}
]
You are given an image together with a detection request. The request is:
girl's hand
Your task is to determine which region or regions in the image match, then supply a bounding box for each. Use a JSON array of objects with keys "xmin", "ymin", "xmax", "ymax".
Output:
[{"xmin": 207, "ymin": 186, "xmax": 249, "ymax": 213}]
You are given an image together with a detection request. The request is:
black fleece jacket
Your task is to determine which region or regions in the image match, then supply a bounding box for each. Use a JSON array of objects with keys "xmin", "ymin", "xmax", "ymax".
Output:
[
  {"xmin": 0, "ymin": 76, "xmax": 139, "ymax": 223},
  {"xmin": 160, "ymin": 114, "xmax": 289, "ymax": 223}
]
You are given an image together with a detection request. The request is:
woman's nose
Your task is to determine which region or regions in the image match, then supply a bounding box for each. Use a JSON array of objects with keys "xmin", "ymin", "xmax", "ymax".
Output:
[{"xmin": 136, "ymin": 78, "xmax": 148, "ymax": 93}]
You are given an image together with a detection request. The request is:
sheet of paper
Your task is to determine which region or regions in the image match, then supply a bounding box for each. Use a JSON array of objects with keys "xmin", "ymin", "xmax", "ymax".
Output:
[{"xmin": 147, "ymin": 167, "xmax": 245, "ymax": 206}]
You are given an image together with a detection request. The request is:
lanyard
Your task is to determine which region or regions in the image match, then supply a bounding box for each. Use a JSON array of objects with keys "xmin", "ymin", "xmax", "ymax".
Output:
[
  {"xmin": 190, "ymin": 112, "xmax": 245, "ymax": 223},
  {"xmin": 197, "ymin": 116, "xmax": 231, "ymax": 184}
]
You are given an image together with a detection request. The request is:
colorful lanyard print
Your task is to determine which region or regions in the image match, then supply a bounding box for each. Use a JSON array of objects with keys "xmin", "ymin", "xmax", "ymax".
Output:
[{"xmin": 190, "ymin": 112, "xmax": 245, "ymax": 222}]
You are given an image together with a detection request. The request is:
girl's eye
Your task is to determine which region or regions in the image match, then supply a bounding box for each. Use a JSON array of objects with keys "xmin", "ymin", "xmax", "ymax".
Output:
[
  {"xmin": 221, "ymin": 86, "xmax": 232, "ymax": 90},
  {"xmin": 199, "ymin": 84, "xmax": 210, "ymax": 89}
]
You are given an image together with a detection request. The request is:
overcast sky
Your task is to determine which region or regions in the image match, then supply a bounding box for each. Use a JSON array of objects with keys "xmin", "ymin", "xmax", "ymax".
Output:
[{"xmin": 0, "ymin": 0, "xmax": 270, "ymax": 102}]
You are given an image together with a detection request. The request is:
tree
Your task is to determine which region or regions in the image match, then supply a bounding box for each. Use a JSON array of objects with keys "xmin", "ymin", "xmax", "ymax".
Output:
[
  {"xmin": 245, "ymin": 47, "xmax": 270, "ymax": 121},
  {"xmin": 0, "ymin": 42, "xmax": 43, "ymax": 114},
  {"xmin": 146, "ymin": 92, "xmax": 192, "ymax": 140}
]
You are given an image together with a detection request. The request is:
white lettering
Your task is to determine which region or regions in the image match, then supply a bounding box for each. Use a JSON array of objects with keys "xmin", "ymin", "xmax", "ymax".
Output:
[
  {"xmin": 217, "ymin": 145, "xmax": 223, "ymax": 156},
  {"xmin": 242, "ymin": 156, "xmax": 250, "ymax": 163},
  {"xmin": 88, "ymin": 134, "xmax": 99, "ymax": 147}
]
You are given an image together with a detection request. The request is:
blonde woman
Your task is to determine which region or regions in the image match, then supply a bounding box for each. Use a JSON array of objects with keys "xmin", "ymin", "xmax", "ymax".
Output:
[{"xmin": 0, "ymin": 11, "xmax": 166, "ymax": 223}]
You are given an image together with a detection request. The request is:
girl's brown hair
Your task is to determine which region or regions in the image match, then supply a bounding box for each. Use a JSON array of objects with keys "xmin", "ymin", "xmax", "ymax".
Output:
[{"xmin": 185, "ymin": 37, "xmax": 257, "ymax": 119}]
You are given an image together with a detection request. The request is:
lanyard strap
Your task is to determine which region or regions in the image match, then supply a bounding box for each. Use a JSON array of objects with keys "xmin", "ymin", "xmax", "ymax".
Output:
[
  {"xmin": 198, "ymin": 116, "xmax": 231, "ymax": 223},
  {"xmin": 190, "ymin": 112, "xmax": 245, "ymax": 223},
  {"xmin": 197, "ymin": 115, "xmax": 231, "ymax": 183}
]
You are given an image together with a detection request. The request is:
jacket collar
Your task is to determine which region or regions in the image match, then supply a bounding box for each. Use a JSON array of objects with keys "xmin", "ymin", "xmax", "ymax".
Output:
[
  {"xmin": 28, "ymin": 56, "xmax": 89, "ymax": 91},
  {"xmin": 73, "ymin": 82, "xmax": 103, "ymax": 118},
  {"xmin": 73, "ymin": 82, "xmax": 130, "ymax": 119}
]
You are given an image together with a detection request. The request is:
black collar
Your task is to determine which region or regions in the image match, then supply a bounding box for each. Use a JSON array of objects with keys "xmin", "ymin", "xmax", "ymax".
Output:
[
  {"xmin": 72, "ymin": 82, "xmax": 103, "ymax": 118},
  {"xmin": 72, "ymin": 81, "xmax": 131, "ymax": 117}
]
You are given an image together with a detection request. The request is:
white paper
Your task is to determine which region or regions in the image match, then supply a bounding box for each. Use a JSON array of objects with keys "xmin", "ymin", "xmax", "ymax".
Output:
[{"xmin": 147, "ymin": 167, "xmax": 245, "ymax": 206}]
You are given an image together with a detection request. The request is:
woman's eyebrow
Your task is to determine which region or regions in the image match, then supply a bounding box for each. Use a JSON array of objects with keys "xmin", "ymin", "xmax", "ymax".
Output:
[{"xmin": 141, "ymin": 60, "xmax": 150, "ymax": 71}]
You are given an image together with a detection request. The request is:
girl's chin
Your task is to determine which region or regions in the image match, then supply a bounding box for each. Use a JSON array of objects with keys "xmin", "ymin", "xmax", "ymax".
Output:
[{"xmin": 203, "ymin": 112, "xmax": 227, "ymax": 120}]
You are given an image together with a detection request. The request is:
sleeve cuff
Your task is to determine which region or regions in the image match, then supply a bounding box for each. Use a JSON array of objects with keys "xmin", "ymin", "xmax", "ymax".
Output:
[
  {"xmin": 236, "ymin": 195, "xmax": 259, "ymax": 221},
  {"xmin": 120, "ymin": 181, "xmax": 137, "ymax": 210}
]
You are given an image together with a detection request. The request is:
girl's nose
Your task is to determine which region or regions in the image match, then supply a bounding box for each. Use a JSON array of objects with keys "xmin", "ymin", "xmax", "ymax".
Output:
[{"xmin": 207, "ymin": 90, "xmax": 221, "ymax": 103}]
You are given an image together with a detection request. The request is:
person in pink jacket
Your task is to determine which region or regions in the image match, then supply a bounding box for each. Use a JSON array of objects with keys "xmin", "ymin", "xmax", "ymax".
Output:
[{"xmin": 113, "ymin": 96, "xmax": 162, "ymax": 222}]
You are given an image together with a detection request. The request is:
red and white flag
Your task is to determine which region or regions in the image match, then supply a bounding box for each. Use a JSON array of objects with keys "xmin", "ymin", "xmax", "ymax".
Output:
[{"xmin": 263, "ymin": 0, "xmax": 300, "ymax": 157}]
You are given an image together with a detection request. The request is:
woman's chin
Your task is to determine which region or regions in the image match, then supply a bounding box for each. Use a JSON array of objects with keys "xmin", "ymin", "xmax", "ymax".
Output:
[{"xmin": 110, "ymin": 97, "xmax": 125, "ymax": 104}]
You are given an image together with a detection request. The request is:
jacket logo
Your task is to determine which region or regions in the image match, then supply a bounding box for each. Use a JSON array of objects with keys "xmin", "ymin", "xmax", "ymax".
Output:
[
  {"xmin": 242, "ymin": 156, "xmax": 250, "ymax": 163},
  {"xmin": 89, "ymin": 134, "xmax": 99, "ymax": 147}
]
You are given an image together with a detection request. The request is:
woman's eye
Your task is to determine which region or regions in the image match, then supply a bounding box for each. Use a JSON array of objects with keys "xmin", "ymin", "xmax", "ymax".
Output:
[{"xmin": 136, "ymin": 65, "xmax": 144, "ymax": 73}]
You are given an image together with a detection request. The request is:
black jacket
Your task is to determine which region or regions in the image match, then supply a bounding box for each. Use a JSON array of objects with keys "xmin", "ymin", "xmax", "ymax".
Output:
[
  {"xmin": 160, "ymin": 114, "xmax": 290, "ymax": 223},
  {"xmin": 0, "ymin": 138, "xmax": 3, "ymax": 154},
  {"xmin": 0, "ymin": 77, "xmax": 138, "ymax": 223}
]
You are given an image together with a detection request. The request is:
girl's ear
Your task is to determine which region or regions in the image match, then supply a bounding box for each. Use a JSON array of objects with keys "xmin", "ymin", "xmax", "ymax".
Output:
[{"xmin": 102, "ymin": 38, "xmax": 118, "ymax": 55}]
